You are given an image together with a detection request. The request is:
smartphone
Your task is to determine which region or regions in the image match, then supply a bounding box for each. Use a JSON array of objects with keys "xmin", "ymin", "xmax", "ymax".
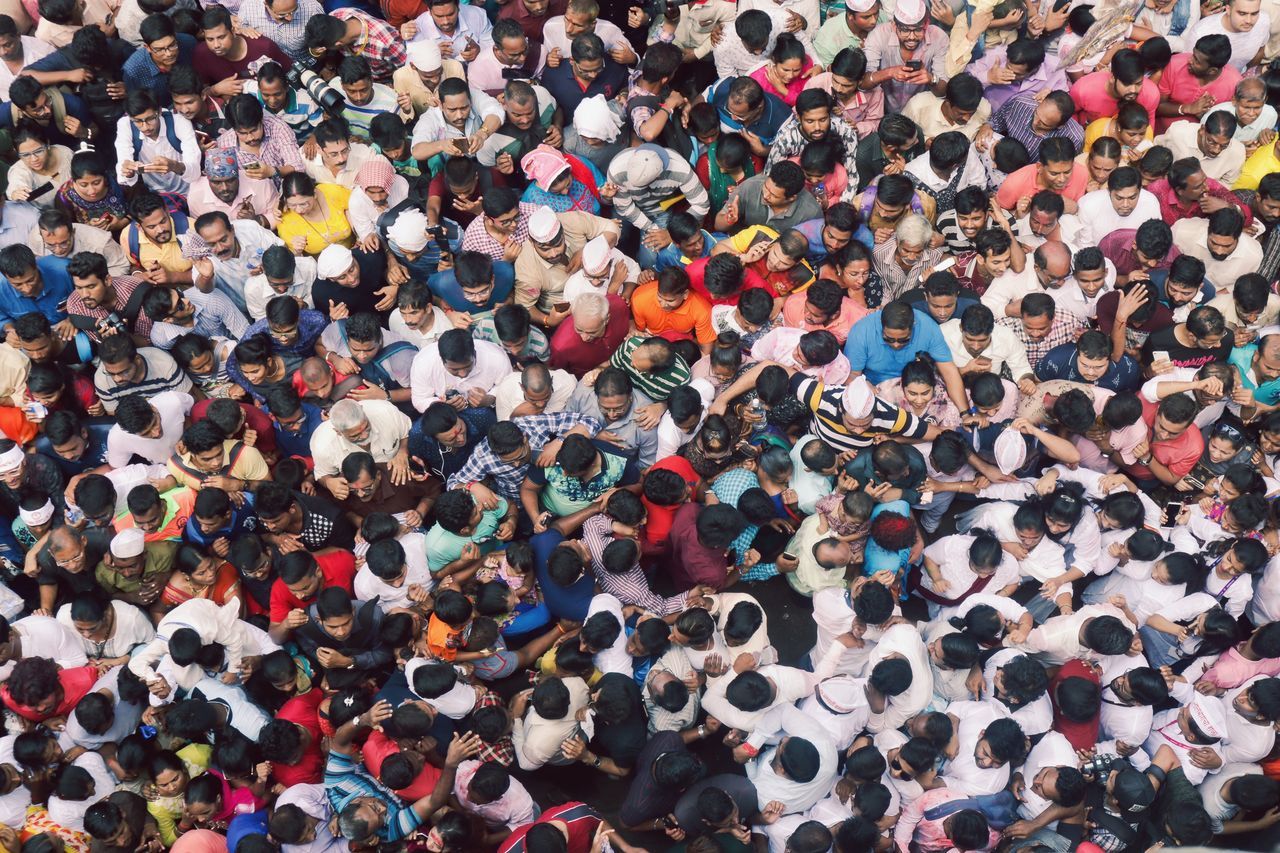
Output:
[
  {"xmin": 933, "ymin": 257, "xmax": 957, "ymax": 273},
  {"xmin": 554, "ymin": 301, "xmax": 571, "ymax": 312},
  {"xmin": 782, "ymin": 551, "xmax": 797, "ymax": 562},
  {"xmin": 1163, "ymin": 501, "xmax": 1184, "ymax": 526},
  {"xmin": 1152, "ymin": 350, "xmax": 1171, "ymax": 364},
  {"xmin": 905, "ymin": 60, "xmax": 923, "ymax": 71},
  {"xmin": 26, "ymin": 182, "xmax": 53, "ymax": 201}
]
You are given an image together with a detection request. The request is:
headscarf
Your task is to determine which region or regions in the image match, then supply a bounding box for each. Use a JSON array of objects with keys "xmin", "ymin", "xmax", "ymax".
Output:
[
  {"xmin": 573, "ymin": 94, "xmax": 623, "ymax": 143},
  {"xmin": 203, "ymin": 148, "xmax": 238, "ymax": 180},
  {"xmin": 521, "ymin": 145, "xmax": 571, "ymax": 192},
  {"xmin": 349, "ymin": 156, "xmax": 409, "ymax": 240},
  {"xmin": 171, "ymin": 830, "xmax": 228, "ymax": 853}
]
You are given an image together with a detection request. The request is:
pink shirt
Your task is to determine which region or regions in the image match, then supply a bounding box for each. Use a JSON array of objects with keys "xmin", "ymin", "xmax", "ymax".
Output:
[
  {"xmin": 996, "ymin": 162, "xmax": 1089, "ymax": 209},
  {"xmin": 750, "ymin": 58, "xmax": 815, "ymax": 107},
  {"xmin": 1068, "ymin": 71, "xmax": 1160, "ymax": 128},
  {"xmin": 781, "ymin": 289, "xmax": 869, "ymax": 343},
  {"xmin": 894, "ymin": 787, "xmax": 1002, "ymax": 853},
  {"xmin": 1200, "ymin": 646, "xmax": 1280, "ymax": 690},
  {"xmin": 1070, "ymin": 387, "xmax": 1149, "ymax": 472},
  {"xmin": 1155, "ymin": 53, "xmax": 1241, "ymax": 132},
  {"xmin": 186, "ymin": 174, "xmax": 281, "ymax": 228},
  {"xmin": 750, "ymin": 325, "xmax": 851, "ymax": 385}
]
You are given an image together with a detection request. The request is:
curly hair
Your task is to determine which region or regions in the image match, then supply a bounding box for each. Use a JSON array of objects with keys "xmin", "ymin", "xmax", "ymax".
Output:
[
  {"xmin": 869, "ymin": 511, "xmax": 916, "ymax": 551},
  {"xmin": 7, "ymin": 657, "xmax": 61, "ymax": 709}
]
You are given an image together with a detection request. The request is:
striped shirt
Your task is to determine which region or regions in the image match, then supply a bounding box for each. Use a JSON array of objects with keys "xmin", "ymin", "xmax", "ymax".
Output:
[
  {"xmin": 93, "ymin": 347, "xmax": 194, "ymax": 414},
  {"xmin": 609, "ymin": 336, "xmax": 691, "ymax": 403},
  {"xmin": 236, "ymin": 0, "xmax": 320, "ymax": 62},
  {"xmin": 606, "ymin": 144, "xmax": 709, "ymax": 232},
  {"xmin": 581, "ymin": 513, "xmax": 688, "ymax": 615},
  {"xmin": 323, "ymin": 749, "xmax": 420, "ymax": 842},
  {"xmin": 446, "ymin": 411, "xmax": 600, "ymax": 499},
  {"xmin": 150, "ymin": 286, "xmax": 250, "ymax": 350},
  {"xmin": 791, "ymin": 373, "xmax": 930, "ymax": 453},
  {"xmin": 329, "ymin": 81, "xmax": 400, "ymax": 141},
  {"xmin": 988, "ymin": 92, "xmax": 1085, "ymax": 163}
]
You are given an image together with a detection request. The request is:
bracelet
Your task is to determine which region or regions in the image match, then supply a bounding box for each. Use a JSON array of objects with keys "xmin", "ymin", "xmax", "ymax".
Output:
[
  {"xmin": 1177, "ymin": 103, "xmax": 1185, "ymax": 115},
  {"xmin": 739, "ymin": 742, "xmax": 759, "ymax": 757},
  {"xmin": 697, "ymin": 724, "xmax": 707, "ymax": 737}
]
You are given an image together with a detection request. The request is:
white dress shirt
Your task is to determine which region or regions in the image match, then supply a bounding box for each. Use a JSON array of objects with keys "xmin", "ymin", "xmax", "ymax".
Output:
[
  {"xmin": 940, "ymin": 318, "xmax": 1034, "ymax": 381},
  {"xmin": 410, "ymin": 337, "xmax": 513, "ymax": 412},
  {"xmin": 410, "ymin": 3, "xmax": 493, "ymax": 55},
  {"xmin": 1018, "ymin": 731, "xmax": 1079, "ymax": 825},
  {"xmin": 541, "ymin": 16, "xmax": 628, "ymax": 56},
  {"xmin": 941, "ymin": 699, "xmax": 1014, "ymax": 795},
  {"xmin": 243, "ymin": 255, "xmax": 317, "ymax": 321},
  {"xmin": 586, "ymin": 593, "xmax": 633, "ymax": 677},
  {"xmin": 493, "ymin": 368, "xmax": 577, "ymax": 420},
  {"xmin": 113, "ymin": 111, "xmax": 201, "ymax": 195},
  {"xmin": 1172, "ymin": 217, "xmax": 1264, "ymax": 291},
  {"xmin": 746, "ymin": 705, "xmax": 839, "ymax": 815},
  {"xmin": 105, "ymin": 389, "xmax": 193, "ymax": 468},
  {"xmin": 866, "ymin": 622, "xmax": 934, "ymax": 733},
  {"xmin": 1075, "ymin": 188, "xmax": 1163, "ymax": 246}
]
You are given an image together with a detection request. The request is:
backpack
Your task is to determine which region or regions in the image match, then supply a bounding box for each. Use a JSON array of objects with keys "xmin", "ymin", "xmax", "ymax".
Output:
[{"xmin": 129, "ymin": 109, "xmax": 183, "ymax": 160}]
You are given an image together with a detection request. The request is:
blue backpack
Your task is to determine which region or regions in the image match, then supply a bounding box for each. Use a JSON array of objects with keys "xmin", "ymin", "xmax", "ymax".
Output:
[{"xmin": 128, "ymin": 110, "xmax": 183, "ymax": 162}]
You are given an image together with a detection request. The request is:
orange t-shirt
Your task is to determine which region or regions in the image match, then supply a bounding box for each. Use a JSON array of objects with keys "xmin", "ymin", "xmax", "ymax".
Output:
[
  {"xmin": 630, "ymin": 281, "xmax": 716, "ymax": 345},
  {"xmin": 995, "ymin": 162, "xmax": 1089, "ymax": 209},
  {"xmin": 426, "ymin": 613, "xmax": 466, "ymax": 662}
]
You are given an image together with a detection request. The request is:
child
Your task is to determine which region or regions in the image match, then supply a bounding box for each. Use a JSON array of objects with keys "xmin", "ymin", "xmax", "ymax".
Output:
[
  {"xmin": 477, "ymin": 541, "xmax": 539, "ymax": 608},
  {"xmin": 369, "ymin": 113, "xmax": 422, "ymax": 179},
  {"xmin": 815, "ymin": 489, "xmax": 874, "ymax": 564},
  {"xmin": 425, "ymin": 589, "xmax": 496, "ymax": 664}
]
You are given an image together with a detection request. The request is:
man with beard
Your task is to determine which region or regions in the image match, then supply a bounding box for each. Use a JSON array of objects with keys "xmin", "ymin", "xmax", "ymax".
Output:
[
  {"xmin": 316, "ymin": 313, "xmax": 418, "ymax": 411},
  {"xmin": 192, "ymin": 4, "xmax": 291, "ymax": 90},
  {"xmin": 765, "ymin": 90, "xmax": 860, "ymax": 178},
  {"xmin": 1173, "ymin": 206, "xmax": 1262, "ymax": 290},
  {"xmin": 189, "ymin": 210, "xmax": 285, "ymax": 316},
  {"xmin": 514, "ymin": 205, "xmax": 619, "ymax": 327},
  {"xmin": 408, "ymin": 77, "xmax": 503, "ymax": 163},
  {"xmin": 1147, "ymin": 156, "xmax": 1253, "ymax": 227},
  {"xmin": 27, "ymin": 208, "xmax": 128, "ymax": 277},
  {"xmin": 218, "ymin": 94, "xmax": 305, "ymax": 184},
  {"xmin": 477, "ymin": 80, "xmax": 561, "ymax": 177},
  {"xmin": 141, "ymin": 272, "xmax": 251, "ymax": 351},
  {"xmin": 1068, "ymin": 48, "xmax": 1159, "ymax": 127},
  {"xmin": 0, "ymin": 15, "xmax": 52, "ymax": 102},
  {"xmin": 1076, "ymin": 167, "xmax": 1163, "ymax": 247},
  {"xmin": 187, "ymin": 148, "xmax": 281, "ymax": 229},
  {"xmin": 121, "ymin": 192, "xmax": 194, "ymax": 286},
  {"xmin": 1237, "ymin": 172, "xmax": 1280, "ymax": 280},
  {"xmin": 65, "ymin": 251, "xmax": 153, "ymax": 345}
]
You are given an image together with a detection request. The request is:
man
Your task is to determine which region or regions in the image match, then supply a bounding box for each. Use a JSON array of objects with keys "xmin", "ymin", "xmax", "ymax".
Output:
[
  {"xmin": 114, "ymin": 90, "xmax": 201, "ymax": 197},
  {"xmin": 304, "ymin": 10, "xmax": 407, "ymax": 85},
  {"xmin": 493, "ymin": 361, "xmax": 578, "ymax": 420},
  {"xmin": 765, "ymin": 89, "xmax": 861, "ymax": 177},
  {"xmin": 1231, "ymin": 334, "xmax": 1280, "ymax": 413},
  {"xmin": 844, "ymin": 301, "xmax": 969, "ymax": 408},
  {"xmin": 952, "ymin": 227, "xmax": 1020, "ymax": 298},
  {"xmin": 410, "ymin": 329, "xmax": 512, "ymax": 414},
  {"xmin": 515, "ymin": 206, "xmax": 620, "ymax": 327},
  {"xmin": 186, "ymin": 148, "xmax": 281, "ymax": 230},
  {"xmin": 26, "ymin": 209, "xmax": 129, "ymax": 277},
  {"xmin": 1154, "ymin": 34, "xmax": 1240, "ymax": 130},
  {"xmin": 1123, "ymin": 392, "xmax": 1204, "ymax": 486},
  {"xmin": 317, "ymin": 312, "xmax": 418, "ymax": 410},
  {"xmin": 902, "ymin": 72, "xmax": 990, "ymax": 142},
  {"xmin": 549, "ymin": 292, "xmax": 630, "ymax": 377},
  {"xmin": 702, "ymin": 76, "xmax": 790, "ymax": 157},
  {"xmin": 1237, "ymin": 172, "xmax": 1280, "ymax": 281},
  {"xmin": 329, "ymin": 56, "xmax": 403, "ymax": 142},
  {"xmin": 609, "ymin": 145, "xmax": 710, "ymax": 263},
  {"xmin": 0, "ymin": 15, "xmax": 53, "ymax": 101},
  {"xmin": 447, "ymin": 412, "xmax": 599, "ymax": 504},
  {"xmin": 189, "ymin": 211, "xmax": 286, "ymax": 316},
  {"xmin": 249, "ymin": 61, "xmax": 323, "ymax": 147},
  {"xmin": 65, "ymin": 251, "xmax": 153, "ymax": 345},
  {"xmin": 1147, "ymin": 156, "xmax": 1252, "ymax": 226},
  {"xmin": 476, "ymin": 80, "xmax": 559, "ymax": 173},
  {"xmin": 218, "ymin": 95, "xmax": 306, "ymax": 182},
  {"xmin": 1141, "ymin": 304, "xmax": 1232, "ymax": 371},
  {"xmin": 498, "ymin": 0, "xmax": 566, "ymax": 42},
  {"xmin": 630, "ymin": 268, "xmax": 716, "ymax": 350},
  {"xmin": 236, "ymin": 0, "xmax": 322, "ymax": 63},
  {"xmin": 563, "ymin": 367, "xmax": 659, "ymax": 468},
  {"xmin": 1183, "ymin": 0, "xmax": 1270, "ymax": 72},
  {"xmin": 813, "ymin": 0, "xmax": 878, "ymax": 66},
  {"xmin": 942, "ymin": 304, "xmax": 1036, "ymax": 394},
  {"xmin": 542, "ymin": 0, "xmax": 636, "ymax": 65},
  {"xmin": 859, "ymin": 0, "xmax": 949, "ymax": 113},
  {"xmin": 982, "ymin": 240, "xmax": 1075, "ymax": 319},
  {"xmin": 141, "ymin": 276, "xmax": 250, "ymax": 352},
  {"xmin": 981, "ymin": 89, "xmax": 1082, "ymax": 163},
  {"xmin": 1154, "ymin": 110, "xmax": 1246, "ymax": 185},
  {"xmin": 966, "ymin": 38, "xmax": 1068, "ymax": 113},
  {"xmin": 0, "ymin": 243, "xmax": 74, "ymax": 344},
  {"xmin": 122, "ymin": 15, "xmax": 197, "ymax": 107},
  {"xmin": 121, "ymin": 193, "xmax": 193, "ymax": 285},
  {"xmin": 193, "ymin": 4, "xmax": 291, "ymax": 86},
  {"xmin": 408, "ymin": 78, "xmax": 503, "ymax": 163},
  {"xmin": 309, "ymin": 399, "xmax": 412, "ymax": 494},
  {"xmin": 871, "ymin": 215, "xmax": 944, "ymax": 303},
  {"xmin": 1069, "ymin": 48, "xmax": 1159, "ymax": 127},
  {"xmin": 0, "ymin": 77, "xmax": 92, "ymax": 152},
  {"xmin": 466, "ymin": 19, "xmax": 544, "ymax": 96},
  {"xmin": 540, "ymin": 34, "xmax": 627, "ymax": 118},
  {"xmin": 1076, "ymin": 167, "xmax": 1163, "ymax": 247},
  {"xmin": 407, "ymin": 0, "xmax": 493, "ymax": 53},
  {"xmin": 92, "ymin": 334, "xmax": 192, "ymax": 414},
  {"xmin": 1036, "ymin": 329, "xmax": 1141, "ymax": 393},
  {"xmin": 1172, "ymin": 206, "xmax": 1262, "ymax": 290},
  {"xmin": 716, "ymin": 161, "xmax": 822, "ymax": 234}
]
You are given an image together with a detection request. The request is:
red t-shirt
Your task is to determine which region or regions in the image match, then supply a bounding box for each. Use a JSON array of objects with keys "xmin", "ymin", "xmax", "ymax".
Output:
[
  {"xmin": 1050, "ymin": 659, "xmax": 1101, "ymax": 751},
  {"xmin": 1, "ymin": 665, "xmax": 97, "ymax": 722},
  {"xmin": 547, "ymin": 294, "xmax": 631, "ymax": 377},
  {"xmin": 361, "ymin": 729, "xmax": 442, "ymax": 801},
  {"xmin": 271, "ymin": 689, "xmax": 325, "ymax": 786},
  {"xmin": 190, "ymin": 399, "xmax": 278, "ymax": 454},
  {"xmin": 1123, "ymin": 398, "xmax": 1204, "ymax": 482},
  {"xmin": 498, "ymin": 802, "xmax": 601, "ymax": 853},
  {"xmin": 268, "ymin": 550, "xmax": 357, "ymax": 623},
  {"xmin": 685, "ymin": 256, "xmax": 774, "ymax": 306},
  {"xmin": 641, "ymin": 456, "xmax": 698, "ymax": 553}
]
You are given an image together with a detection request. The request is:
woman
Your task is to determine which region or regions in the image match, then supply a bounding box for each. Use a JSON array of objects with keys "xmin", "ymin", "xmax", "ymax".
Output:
[
  {"xmin": 917, "ymin": 529, "xmax": 1022, "ymax": 618},
  {"xmin": 1083, "ymin": 102, "xmax": 1153, "ymax": 165},
  {"xmin": 520, "ymin": 144, "xmax": 602, "ymax": 214},
  {"xmin": 793, "ymin": 138, "xmax": 847, "ymax": 209},
  {"xmin": 1084, "ymin": 531, "xmax": 1195, "ymax": 624},
  {"xmin": 146, "ymin": 747, "xmax": 213, "ymax": 846},
  {"xmin": 156, "ymin": 544, "xmax": 243, "ymax": 616},
  {"xmin": 227, "ymin": 333, "xmax": 304, "ymax": 404},
  {"xmin": 7, "ymin": 126, "xmax": 73, "ymax": 209},
  {"xmin": 1081, "ymin": 136, "xmax": 1122, "ymax": 193},
  {"xmin": 875, "ymin": 355, "xmax": 963, "ymax": 431},
  {"xmin": 277, "ymin": 173, "xmax": 356, "ymax": 257},
  {"xmin": 695, "ymin": 133, "xmax": 758, "ymax": 225},
  {"xmin": 1141, "ymin": 595, "xmax": 1238, "ymax": 672},
  {"xmin": 347, "ymin": 156, "xmax": 408, "ymax": 252},
  {"xmin": 748, "ymin": 33, "xmax": 815, "ymax": 108},
  {"xmin": 679, "ymin": 414, "xmax": 755, "ymax": 480},
  {"xmin": 56, "ymin": 150, "xmax": 129, "ymax": 234},
  {"xmin": 823, "ymin": 242, "xmax": 881, "ymax": 311},
  {"xmin": 863, "ymin": 502, "xmax": 922, "ymax": 597}
]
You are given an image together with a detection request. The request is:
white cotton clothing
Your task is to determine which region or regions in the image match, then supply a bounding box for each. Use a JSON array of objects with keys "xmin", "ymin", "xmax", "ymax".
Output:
[
  {"xmin": 309, "ymin": 398, "xmax": 411, "ymax": 479},
  {"xmin": 0, "ymin": 614, "xmax": 89, "ymax": 681},
  {"xmin": 963, "ymin": 501, "xmax": 1068, "ymax": 584},
  {"xmin": 353, "ymin": 532, "xmax": 433, "ymax": 613},
  {"xmin": 1222, "ymin": 677, "xmax": 1277, "ymax": 763},
  {"xmin": 113, "ymin": 111, "xmax": 201, "ymax": 195},
  {"xmin": 58, "ymin": 667, "xmax": 145, "ymax": 752},
  {"xmin": 941, "ymin": 700, "xmax": 1014, "ymax": 795},
  {"xmin": 1199, "ymin": 761, "xmax": 1260, "ymax": 833},
  {"xmin": 389, "ymin": 305, "xmax": 452, "ymax": 350},
  {"xmin": 243, "ymin": 255, "xmax": 317, "ymax": 321},
  {"xmin": 56, "ymin": 599, "xmax": 155, "ymax": 660},
  {"xmin": 920, "ymin": 534, "xmax": 1021, "ymax": 619},
  {"xmin": 797, "ymin": 676, "xmax": 870, "ymax": 754},
  {"xmin": 492, "ymin": 368, "xmax": 577, "ymax": 421},
  {"xmin": 1018, "ymin": 731, "xmax": 1079, "ymax": 826},
  {"xmin": 586, "ymin": 594, "xmax": 633, "ymax": 677},
  {"xmin": 409, "ymin": 337, "xmax": 513, "ymax": 412},
  {"xmin": 746, "ymin": 705, "xmax": 839, "ymax": 815},
  {"xmin": 104, "ymin": 390, "xmax": 194, "ymax": 468},
  {"xmin": 866, "ymin": 623, "xmax": 934, "ymax": 733},
  {"xmin": 703, "ymin": 664, "xmax": 816, "ymax": 733},
  {"xmin": 512, "ymin": 675, "xmax": 590, "ymax": 770},
  {"xmin": 1146, "ymin": 702, "xmax": 1226, "ymax": 784},
  {"xmin": 1074, "ymin": 189, "xmax": 1163, "ymax": 247},
  {"xmin": 1013, "ymin": 603, "xmax": 1136, "ymax": 667},
  {"xmin": 984, "ymin": 648, "xmax": 1053, "ymax": 736},
  {"xmin": 1183, "ymin": 10, "xmax": 1272, "ymax": 71},
  {"xmin": 48, "ymin": 752, "xmax": 115, "ymax": 831}
]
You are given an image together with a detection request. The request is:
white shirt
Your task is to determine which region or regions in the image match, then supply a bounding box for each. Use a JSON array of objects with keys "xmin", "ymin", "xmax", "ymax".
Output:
[
  {"xmin": 55, "ymin": 599, "xmax": 155, "ymax": 660},
  {"xmin": 1146, "ymin": 701, "xmax": 1226, "ymax": 784},
  {"xmin": 541, "ymin": 16, "xmax": 629, "ymax": 57},
  {"xmin": 1154, "ymin": 120, "xmax": 1247, "ymax": 185},
  {"xmin": 964, "ymin": 501, "xmax": 1067, "ymax": 584},
  {"xmin": 410, "ymin": 3, "xmax": 493, "ymax": 55},
  {"xmin": 409, "ymin": 337, "xmax": 513, "ymax": 412},
  {"xmin": 1223, "ymin": 677, "xmax": 1276, "ymax": 763},
  {"xmin": 940, "ymin": 318, "xmax": 1034, "ymax": 381},
  {"xmin": 276, "ymin": 784, "xmax": 347, "ymax": 853},
  {"xmin": 0, "ymin": 737, "xmax": 29, "ymax": 829},
  {"xmin": 585, "ymin": 593, "xmax": 632, "ymax": 677},
  {"xmin": 787, "ymin": 432, "xmax": 834, "ymax": 515},
  {"xmin": 48, "ymin": 752, "xmax": 114, "ymax": 832},
  {"xmin": 866, "ymin": 623, "xmax": 933, "ymax": 733},
  {"xmin": 1054, "ymin": 262, "xmax": 1117, "ymax": 321},
  {"xmin": 105, "ymin": 389, "xmax": 193, "ymax": 468},
  {"xmin": 746, "ymin": 705, "xmax": 839, "ymax": 815},
  {"xmin": 493, "ymin": 368, "xmax": 577, "ymax": 421},
  {"xmin": 0, "ymin": 38, "xmax": 54, "ymax": 101},
  {"xmin": 1200, "ymin": 761, "xmax": 1260, "ymax": 833},
  {"xmin": 797, "ymin": 675, "xmax": 869, "ymax": 753},
  {"xmin": 985, "ymin": 648, "xmax": 1053, "ymax": 736},
  {"xmin": 562, "ymin": 252, "xmax": 640, "ymax": 306},
  {"xmin": 453, "ymin": 759, "xmax": 538, "ymax": 830},
  {"xmin": 0, "ymin": 614, "xmax": 89, "ymax": 681},
  {"xmin": 1015, "ymin": 603, "xmax": 1134, "ymax": 667},
  {"xmin": 1184, "ymin": 10, "xmax": 1272, "ymax": 71},
  {"xmin": 920, "ymin": 534, "xmax": 1021, "ymax": 619},
  {"xmin": 389, "ymin": 306, "xmax": 451, "ymax": 350},
  {"xmin": 309, "ymin": 398, "xmax": 411, "ymax": 479},
  {"xmin": 410, "ymin": 87, "xmax": 504, "ymax": 149},
  {"xmin": 113, "ymin": 111, "xmax": 201, "ymax": 195},
  {"xmin": 1018, "ymin": 731, "xmax": 1079, "ymax": 825},
  {"xmin": 353, "ymin": 531, "xmax": 433, "ymax": 612},
  {"xmin": 512, "ymin": 675, "xmax": 590, "ymax": 770},
  {"xmin": 243, "ymin": 255, "xmax": 316, "ymax": 321},
  {"xmin": 1172, "ymin": 217, "xmax": 1264, "ymax": 292},
  {"xmin": 703, "ymin": 664, "xmax": 815, "ymax": 733},
  {"xmin": 941, "ymin": 700, "xmax": 1013, "ymax": 795},
  {"xmin": 1250, "ymin": 552, "xmax": 1280, "ymax": 625},
  {"xmin": 656, "ymin": 380, "xmax": 714, "ymax": 460},
  {"xmin": 204, "ymin": 219, "xmax": 286, "ymax": 315},
  {"xmin": 190, "ymin": 675, "xmax": 271, "ymax": 740},
  {"xmin": 982, "ymin": 266, "xmax": 1047, "ymax": 318},
  {"xmin": 1075, "ymin": 188, "xmax": 1164, "ymax": 246}
]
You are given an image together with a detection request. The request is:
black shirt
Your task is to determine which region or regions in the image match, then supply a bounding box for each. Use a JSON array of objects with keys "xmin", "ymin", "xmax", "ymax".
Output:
[
  {"xmin": 1140, "ymin": 324, "xmax": 1232, "ymax": 371},
  {"xmin": 294, "ymin": 491, "xmax": 357, "ymax": 551}
]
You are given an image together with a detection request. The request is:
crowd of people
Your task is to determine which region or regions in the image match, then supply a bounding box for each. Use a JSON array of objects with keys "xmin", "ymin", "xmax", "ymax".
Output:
[{"xmin": 2, "ymin": 0, "xmax": 1280, "ymax": 849}]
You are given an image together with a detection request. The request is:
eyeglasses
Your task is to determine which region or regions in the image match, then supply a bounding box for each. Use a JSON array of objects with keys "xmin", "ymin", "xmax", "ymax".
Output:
[{"xmin": 17, "ymin": 146, "xmax": 47, "ymax": 160}]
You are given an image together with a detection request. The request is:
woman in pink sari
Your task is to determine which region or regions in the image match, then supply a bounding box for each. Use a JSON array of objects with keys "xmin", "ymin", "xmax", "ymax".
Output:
[{"xmin": 749, "ymin": 33, "xmax": 816, "ymax": 108}]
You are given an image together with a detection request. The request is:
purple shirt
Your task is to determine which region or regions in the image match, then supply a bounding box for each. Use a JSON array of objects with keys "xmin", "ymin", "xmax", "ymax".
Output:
[{"xmin": 966, "ymin": 45, "xmax": 1070, "ymax": 113}]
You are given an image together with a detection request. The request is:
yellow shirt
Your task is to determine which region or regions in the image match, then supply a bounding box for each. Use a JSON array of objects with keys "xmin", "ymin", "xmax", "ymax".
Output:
[
  {"xmin": 277, "ymin": 183, "xmax": 355, "ymax": 256},
  {"xmin": 168, "ymin": 440, "xmax": 270, "ymax": 490},
  {"xmin": 392, "ymin": 59, "xmax": 466, "ymax": 117},
  {"xmin": 1234, "ymin": 140, "xmax": 1280, "ymax": 192},
  {"xmin": 121, "ymin": 214, "xmax": 193, "ymax": 274}
]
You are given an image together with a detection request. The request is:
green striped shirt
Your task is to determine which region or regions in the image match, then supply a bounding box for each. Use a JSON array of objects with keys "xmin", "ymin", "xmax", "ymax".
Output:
[{"xmin": 609, "ymin": 336, "xmax": 691, "ymax": 402}]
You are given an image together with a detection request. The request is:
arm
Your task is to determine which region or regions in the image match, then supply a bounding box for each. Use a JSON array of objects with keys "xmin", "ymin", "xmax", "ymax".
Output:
[
  {"xmin": 935, "ymin": 360, "xmax": 971, "ymax": 414},
  {"xmin": 410, "ymin": 733, "xmax": 483, "ymax": 820}
]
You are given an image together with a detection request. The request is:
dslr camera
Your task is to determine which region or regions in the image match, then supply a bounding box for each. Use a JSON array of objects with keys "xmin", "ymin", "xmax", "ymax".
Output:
[{"xmin": 286, "ymin": 53, "xmax": 346, "ymax": 117}]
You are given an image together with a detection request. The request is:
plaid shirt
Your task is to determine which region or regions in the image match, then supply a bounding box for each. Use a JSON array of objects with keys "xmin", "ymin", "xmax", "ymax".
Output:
[
  {"xmin": 236, "ymin": 0, "xmax": 321, "ymax": 62},
  {"xmin": 581, "ymin": 514, "xmax": 688, "ymax": 614},
  {"xmin": 473, "ymin": 690, "xmax": 516, "ymax": 766},
  {"xmin": 216, "ymin": 113, "xmax": 304, "ymax": 173},
  {"xmin": 324, "ymin": 750, "xmax": 420, "ymax": 841},
  {"xmin": 461, "ymin": 202, "xmax": 539, "ymax": 261},
  {"xmin": 446, "ymin": 411, "xmax": 600, "ymax": 499},
  {"xmin": 332, "ymin": 8, "xmax": 407, "ymax": 84},
  {"xmin": 998, "ymin": 311, "xmax": 1088, "ymax": 372},
  {"xmin": 67, "ymin": 275, "xmax": 153, "ymax": 342}
]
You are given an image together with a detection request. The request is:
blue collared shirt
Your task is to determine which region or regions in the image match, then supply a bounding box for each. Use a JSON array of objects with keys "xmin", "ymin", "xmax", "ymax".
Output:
[
  {"xmin": 121, "ymin": 33, "xmax": 196, "ymax": 106},
  {"xmin": 0, "ymin": 255, "xmax": 74, "ymax": 328}
]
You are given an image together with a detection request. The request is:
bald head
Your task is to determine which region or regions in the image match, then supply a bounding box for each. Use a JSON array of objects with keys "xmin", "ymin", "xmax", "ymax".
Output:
[
  {"xmin": 1034, "ymin": 241, "xmax": 1072, "ymax": 280},
  {"xmin": 50, "ymin": 525, "xmax": 83, "ymax": 552},
  {"xmin": 521, "ymin": 362, "xmax": 552, "ymax": 394},
  {"xmin": 299, "ymin": 357, "xmax": 330, "ymax": 383}
]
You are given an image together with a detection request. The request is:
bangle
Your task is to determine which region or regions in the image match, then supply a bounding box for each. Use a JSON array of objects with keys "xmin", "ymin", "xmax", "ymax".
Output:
[
  {"xmin": 739, "ymin": 742, "xmax": 759, "ymax": 757},
  {"xmin": 697, "ymin": 724, "xmax": 707, "ymax": 737},
  {"xmin": 1178, "ymin": 103, "xmax": 1185, "ymax": 115}
]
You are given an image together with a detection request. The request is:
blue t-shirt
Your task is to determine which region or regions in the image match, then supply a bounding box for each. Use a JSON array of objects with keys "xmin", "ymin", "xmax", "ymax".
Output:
[
  {"xmin": 0, "ymin": 256, "xmax": 74, "ymax": 327},
  {"xmin": 183, "ymin": 493, "xmax": 258, "ymax": 547},
  {"xmin": 35, "ymin": 421, "xmax": 111, "ymax": 477},
  {"xmin": 843, "ymin": 309, "xmax": 952, "ymax": 384},
  {"xmin": 1036, "ymin": 343, "xmax": 1142, "ymax": 393},
  {"xmin": 427, "ymin": 262, "xmax": 516, "ymax": 315},
  {"xmin": 273, "ymin": 402, "xmax": 324, "ymax": 460},
  {"xmin": 704, "ymin": 77, "xmax": 790, "ymax": 144},
  {"xmin": 532, "ymin": 529, "xmax": 593, "ymax": 622},
  {"xmin": 227, "ymin": 810, "xmax": 268, "ymax": 851}
]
